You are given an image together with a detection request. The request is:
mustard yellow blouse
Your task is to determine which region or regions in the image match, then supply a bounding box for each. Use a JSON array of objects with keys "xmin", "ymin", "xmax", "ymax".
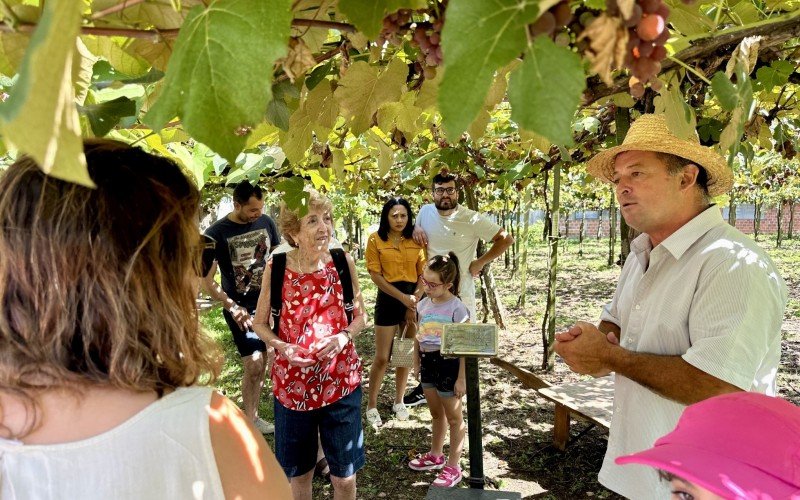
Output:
[{"xmin": 365, "ymin": 232, "xmax": 426, "ymax": 283}]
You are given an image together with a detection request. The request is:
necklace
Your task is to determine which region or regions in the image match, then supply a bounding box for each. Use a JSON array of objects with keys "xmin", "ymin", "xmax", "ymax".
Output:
[
  {"xmin": 292, "ymin": 250, "xmax": 325, "ymax": 274},
  {"xmin": 389, "ymin": 232, "xmax": 403, "ymax": 247}
]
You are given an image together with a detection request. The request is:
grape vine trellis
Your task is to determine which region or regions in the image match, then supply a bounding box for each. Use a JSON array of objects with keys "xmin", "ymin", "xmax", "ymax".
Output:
[{"xmin": 0, "ymin": 0, "xmax": 797, "ymax": 206}]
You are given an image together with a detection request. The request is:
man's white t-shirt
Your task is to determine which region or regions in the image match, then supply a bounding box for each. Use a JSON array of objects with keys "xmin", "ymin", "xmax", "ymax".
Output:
[{"xmin": 416, "ymin": 204, "xmax": 501, "ymax": 317}]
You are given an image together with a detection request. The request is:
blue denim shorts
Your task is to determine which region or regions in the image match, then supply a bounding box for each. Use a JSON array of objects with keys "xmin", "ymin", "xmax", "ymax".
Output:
[
  {"xmin": 274, "ymin": 385, "xmax": 365, "ymax": 478},
  {"xmin": 419, "ymin": 350, "xmax": 460, "ymax": 397}
]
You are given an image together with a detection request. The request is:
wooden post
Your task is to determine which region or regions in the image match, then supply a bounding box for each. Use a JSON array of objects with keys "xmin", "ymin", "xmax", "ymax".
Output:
[
  {"xmin": 464, "ymin": 357, "xmax": 485, "ymax": 489},
  {"xmin": 553, "ymin": 404, "xmax": 570, "ymax": 451}
]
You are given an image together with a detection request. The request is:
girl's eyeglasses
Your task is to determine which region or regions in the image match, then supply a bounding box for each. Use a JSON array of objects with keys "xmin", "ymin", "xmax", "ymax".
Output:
[{"xmin": 420, "ymin": 275, "xmax": 444, "ymax": 288}]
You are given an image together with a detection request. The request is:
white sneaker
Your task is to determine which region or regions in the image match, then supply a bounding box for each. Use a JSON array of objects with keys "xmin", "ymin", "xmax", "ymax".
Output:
[
  {"xmin": 366, "ymin": 408, "xmax": 382, "ymax": 427},
  {"xmin": 254, "ymin": 417, "xmax": 275, "ymax": 434},
  {"xmin": 392, "ymin": 402, "xmax": 409, "ymax": 421}
]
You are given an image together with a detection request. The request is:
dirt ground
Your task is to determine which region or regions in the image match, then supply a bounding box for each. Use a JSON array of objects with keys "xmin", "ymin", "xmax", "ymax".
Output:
[{"xmin": 204, "ymin": 236, "xmax": 800, "ymax": 499}]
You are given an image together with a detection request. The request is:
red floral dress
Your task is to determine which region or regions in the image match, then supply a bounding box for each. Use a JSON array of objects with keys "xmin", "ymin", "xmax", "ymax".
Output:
[{"xmin": 271, "ymin": 260, "xmax": 362, "ymax": 411}]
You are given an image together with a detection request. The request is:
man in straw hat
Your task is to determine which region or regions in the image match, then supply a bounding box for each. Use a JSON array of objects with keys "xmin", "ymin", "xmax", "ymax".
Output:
[{"xmin": 554, "ymin": 114, "xmax": 787, "ymax": 498}]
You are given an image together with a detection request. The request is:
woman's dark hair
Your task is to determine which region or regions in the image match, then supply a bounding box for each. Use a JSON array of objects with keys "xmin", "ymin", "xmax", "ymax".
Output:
[
  {"xmin": 377, "ymin": 197, "xmax": 414, "ymax": 241},
  {"xmin": 426, "ymin": 252, "xmax": 461, "ymax": 297}
]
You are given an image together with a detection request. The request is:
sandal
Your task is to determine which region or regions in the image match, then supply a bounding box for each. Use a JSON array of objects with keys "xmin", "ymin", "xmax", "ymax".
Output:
[{"xmin": 314, "ymin": 457, "xmax": 330, "ymax": 479}]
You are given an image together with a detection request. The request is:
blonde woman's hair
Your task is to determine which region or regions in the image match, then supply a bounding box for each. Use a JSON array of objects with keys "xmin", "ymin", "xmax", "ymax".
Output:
[
  {"xmin": 278, "ymin": 189, "xmax": 333, "ymax": 247},
  {"xmin": 0, "ymin": 140, "xmax": 220, "ymax": 435}
]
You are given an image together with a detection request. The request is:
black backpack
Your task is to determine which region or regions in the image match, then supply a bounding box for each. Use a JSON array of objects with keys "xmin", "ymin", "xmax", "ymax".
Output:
[{"xmin": 270, "ymin": 248, "xmax": 354, "ymax": 337}]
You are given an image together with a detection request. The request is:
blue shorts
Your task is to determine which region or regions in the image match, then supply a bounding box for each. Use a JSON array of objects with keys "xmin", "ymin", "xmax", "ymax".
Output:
[
  {"xmin": 274, "ymin": 385, "xmax": 365, "ymax": 478},
  {"xmin": 419, "ymin": 350, "xmax": 460, "ymax": 397}
]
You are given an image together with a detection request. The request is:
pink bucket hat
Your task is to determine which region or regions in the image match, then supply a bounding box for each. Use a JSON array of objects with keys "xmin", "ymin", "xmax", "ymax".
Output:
[{"xmin": 616, "ymin": 392, "xmax": 800, "ymax": 499}]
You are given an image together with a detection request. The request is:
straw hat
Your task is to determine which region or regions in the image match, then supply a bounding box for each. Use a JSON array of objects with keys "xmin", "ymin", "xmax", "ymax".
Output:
[{"xmin": 586, "ymin": 114, "xmax": 733, "ymax": 197}]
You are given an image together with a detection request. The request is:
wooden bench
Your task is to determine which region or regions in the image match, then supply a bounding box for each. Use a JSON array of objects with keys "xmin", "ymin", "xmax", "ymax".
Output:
[{"xmin": 536, "ymin": 376, "xmax": 615, "ymax": 451}]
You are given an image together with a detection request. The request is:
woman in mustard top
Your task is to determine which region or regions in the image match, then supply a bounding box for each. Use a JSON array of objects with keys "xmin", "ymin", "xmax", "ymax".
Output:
[{"xmin": 365, "ymin": 198, "xmax": 426, "ymax": 427}]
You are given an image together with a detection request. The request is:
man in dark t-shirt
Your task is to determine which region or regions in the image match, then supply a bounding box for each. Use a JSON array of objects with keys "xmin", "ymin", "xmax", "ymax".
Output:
[{"xmin": 202, "ymin": 181, "xmax": 280, "ymax": 434}]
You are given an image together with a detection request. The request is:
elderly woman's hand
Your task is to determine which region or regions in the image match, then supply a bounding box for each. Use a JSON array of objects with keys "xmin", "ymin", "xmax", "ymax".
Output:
[
  {"xmin": 277, "ymin": 343, "xmax": 316, "ymax": 367},
  {"xmin": 314, "ymin": 332, "xmax": 349, "ymax": 362}
]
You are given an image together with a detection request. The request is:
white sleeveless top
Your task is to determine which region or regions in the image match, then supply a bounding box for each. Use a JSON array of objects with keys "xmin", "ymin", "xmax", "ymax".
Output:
[{"xmin": 0, "ymin": 387, "xmax": 225, "ymax": 499}]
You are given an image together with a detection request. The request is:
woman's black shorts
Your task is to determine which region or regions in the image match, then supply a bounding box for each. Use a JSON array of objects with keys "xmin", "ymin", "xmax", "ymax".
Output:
[{"xmin": 374, "ymin": 281, "xmax": 416, "ymax": 326}]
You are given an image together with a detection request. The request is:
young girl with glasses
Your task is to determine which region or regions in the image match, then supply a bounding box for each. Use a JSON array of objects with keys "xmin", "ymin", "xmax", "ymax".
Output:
[{"xmin": 408, "ymin": 252, "xmax": 469, "ymax": 488}]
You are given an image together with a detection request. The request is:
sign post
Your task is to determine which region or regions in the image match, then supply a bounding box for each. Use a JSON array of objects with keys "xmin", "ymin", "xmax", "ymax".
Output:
[{"xmin": 424, "ymin": 325, "xmax": 520, "ymax": 499}]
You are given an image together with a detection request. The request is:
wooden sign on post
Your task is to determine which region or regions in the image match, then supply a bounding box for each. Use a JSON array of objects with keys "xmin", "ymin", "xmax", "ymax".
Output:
[{"xmin": 441, "ymin": 323, "xmax": 498, "ymax": 357}]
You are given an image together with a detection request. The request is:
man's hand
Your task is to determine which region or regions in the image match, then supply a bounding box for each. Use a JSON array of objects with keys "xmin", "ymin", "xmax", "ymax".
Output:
[
  {"xmin": 555, "ymin": 323, "xmax": 619, "ymax": 345},
  {"xmin": 553, "ymin": 321, "xmax": 618, "ymax": 376},
  {"xmin": 413, "ymin": 226, "xmax": 428, "ymax": 247},
  {"xmin": 230, "ymin": 304, "xmax": 253, "ymax": 331},
  {"xmin": 277, "ymin": 343, "xmax": 316, "ymax": 367},
  {"xmin": 554, "ymin": 324, "xmax": 583, "ymax": 342},
  {"xmin": 468, "ymin": 259, "xmax": 485, "ymax": 278}
]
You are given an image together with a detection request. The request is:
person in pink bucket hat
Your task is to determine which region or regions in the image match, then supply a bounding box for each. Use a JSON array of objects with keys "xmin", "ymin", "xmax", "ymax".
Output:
[{"xmin": 617, "ymin": 392, "xmax": 800, "ymax": 499}]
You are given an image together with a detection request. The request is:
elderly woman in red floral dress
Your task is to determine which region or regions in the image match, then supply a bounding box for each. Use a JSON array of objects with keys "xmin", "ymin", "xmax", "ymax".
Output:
[{"xmin": 254, "ymin": 189, "xmax": 367, "ymax": 500}]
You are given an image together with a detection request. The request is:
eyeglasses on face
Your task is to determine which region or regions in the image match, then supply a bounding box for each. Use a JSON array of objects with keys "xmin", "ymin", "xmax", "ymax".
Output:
[
  {"xmin": 433, "ymin": 187, "xmax": 456, "ymax": 195},
  {"xmin": 420, "ymin": 275, "xmax": 444, "ymax": 288}
]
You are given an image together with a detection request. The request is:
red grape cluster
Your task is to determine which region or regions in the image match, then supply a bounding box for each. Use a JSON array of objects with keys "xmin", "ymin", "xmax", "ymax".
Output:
[
  {"xmin": 412, "ymin": 19, "xmax": 444, "ymax": 77},
  {"xmin": 378, "ymin": 10, "xmax": 444, "ymax": 79},
  {"xmin": 611, "ymin": 0, "xmax": 671, "ymax": 97},
  {"xmin": 530, "ymin": 0, "xmax": 573, "ymax": 38},
  {"xmin": 378, "ymin": 9, "xmax": 412, "ymax": 45}
]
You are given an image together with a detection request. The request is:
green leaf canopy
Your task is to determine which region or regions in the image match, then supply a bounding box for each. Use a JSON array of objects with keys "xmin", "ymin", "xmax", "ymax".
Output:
[
  {"xmin": 145, "ymin": 0, "xmax": 292, "ymax": 163},
  {"xmin": 508, "ymin": 37, "xmax": 586, "ymax": 146}
]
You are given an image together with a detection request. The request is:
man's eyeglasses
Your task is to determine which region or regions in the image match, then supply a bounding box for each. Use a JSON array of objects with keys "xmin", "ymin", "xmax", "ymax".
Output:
[
  {"xmin": 420, "ymin": 275, "xmax": 444, "ymax": 288},
  {"xmin": 433, "ymin": 187, "xmax": 456, "ymax": 195}
]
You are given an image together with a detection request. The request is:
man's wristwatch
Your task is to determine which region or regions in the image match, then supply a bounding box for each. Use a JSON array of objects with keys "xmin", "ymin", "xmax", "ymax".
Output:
[{"xmin": 342, "ymin": 329, "xmax": 353, "ymax": 341}]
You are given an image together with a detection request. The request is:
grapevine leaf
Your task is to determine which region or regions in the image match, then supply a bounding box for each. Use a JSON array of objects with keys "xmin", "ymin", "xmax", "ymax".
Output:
[
  {"xmin": 73, "ymin": 38, "xmax": 98, "ymax": 106},
  {"xmin": 334, "ymin": 59, "xmax": 407, "ymax": 135},
  {"xmin": 468, "ymin": 66, "xmax": 510, "ymax": 140},
  {"xmin": 508, "ymin": 37, "xmax": 585, "ymax": 146},
  {"xmin": 338, "ymin": 0, "xmax": 427, "ymax": 40},
  {"xmin": 79, "ymin": 96, "xmax": 137, "ymax": 136},
  {"xmin": 89, "ymin": 0, "xmax": 205, "ymax": 29},
  {"xmin": 617, "ymin": 0, "xmax": 636, "ymax": 21},
  {"xmin": 0, "ymin": 32, "xmax": 29, "ymax": 76},
  {"xmin": 667, "ymin": 3, "xmax": 714, "ymax": 36},
  {"xmin": 0, "ymin": 0, "xmax": 92, "ymax": 186},
  {"xmin": 415, "ymin": 70, "xmax": 442, "ymax": 110},
  {"xmin": 654, "ymin": 83, "xmax": 696, "ymax": 140},
  {"xmin": 281, "ymin": 38, "xmax": 317, "ymax": 82},
  {"xmin": 331, "ymin": 148, "xmax": 346, "ymax": 180},
  {"xmin": 280, "ymin": 80, "xmax": 338, "ymax": 162},
  {"xmin": 725, "ymin": 36, "xmax": 761, "ymax": 77},
  {"xmin": 126, "ymin": 38, "xmax": 172, "ymax": 71},
  {"xmin": 145, "ymin": 0, "xmax": 292, "ymax": 163},
  {"xmin": 80, "ymin": 36, "xmax": 150, "ymax": 77},
  {"xmin": 716, "ymin": 66, "xmax": 755, "ymax": 161},
  {"xmin": 754, "ymin": 61, "xmax": 794, "ymax": 92},
  {"xmin": 275, "ymin": 176, "xmax": 310, "ymax": 217},
  {"xmin": 366, "ymin": 130, "xmax": 394, "ymax": 178},
  {"xmin": 579, "ymin": 13, "xmax": 628, "ymax": 86},
  {"xmin": 439, "ymin": 0, "xmax": 551, "ymax": 139},
  {"xmin": 519, "ymin": 129, "xmax": 553, "ymax": 153},
  {"xmin": 378, "ymin": 91, "xmax": 422, "ymax": 136},
  {"xmin": 711, "ymin": 71, "xmax": 738, "ymax": 111}
]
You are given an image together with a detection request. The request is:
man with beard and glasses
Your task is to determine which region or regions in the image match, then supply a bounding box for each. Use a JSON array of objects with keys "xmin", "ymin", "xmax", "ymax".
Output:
[
  {"xmin": 202, "ymin": 181, "xmax": 281, "ymax": 435},
  {"xmin": 403, "ymin": 171, "xmax": 513, "ymax": 407}
]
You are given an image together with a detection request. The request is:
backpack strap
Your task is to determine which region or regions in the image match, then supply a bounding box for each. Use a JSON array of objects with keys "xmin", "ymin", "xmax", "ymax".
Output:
[
  {"xmin": 270, "ymin": 252, "xmax": 287, "ymax": 337},
  {"xmin": 330, "ymin": 248, "xmax": 354, "ymax": 325}
]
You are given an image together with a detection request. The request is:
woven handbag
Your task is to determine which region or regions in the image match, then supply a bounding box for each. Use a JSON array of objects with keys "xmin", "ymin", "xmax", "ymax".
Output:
[{"xmin": 389, "ymin": 325, "xmax": 415, "ymax": 368}]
